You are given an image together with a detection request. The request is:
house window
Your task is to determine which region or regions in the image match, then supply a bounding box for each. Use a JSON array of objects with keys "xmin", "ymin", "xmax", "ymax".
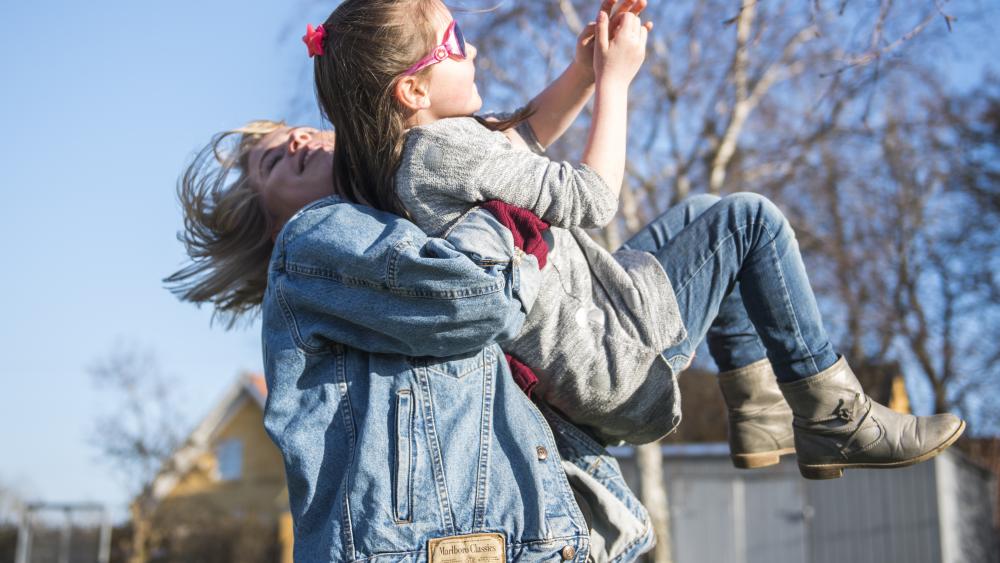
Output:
[{"xmin": 215, "ymin": 439, "xmax": 243, "ymax": 481}]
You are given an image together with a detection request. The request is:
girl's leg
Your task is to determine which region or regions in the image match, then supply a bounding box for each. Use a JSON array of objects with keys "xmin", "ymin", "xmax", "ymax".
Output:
[
  {"xmin": 625, "ymin": 192, "xmax": 837, "ymax": 381},
  {"xmin": 622, "ymin": 194, "xmax": 795, "ymax": 469},
  {"xmin": 625, "ymin": 192, "xmax": 963, "ymax": 479},
  {"xmin": 621, "ymin": 194, "xmax": 769, "ymax": 373}
]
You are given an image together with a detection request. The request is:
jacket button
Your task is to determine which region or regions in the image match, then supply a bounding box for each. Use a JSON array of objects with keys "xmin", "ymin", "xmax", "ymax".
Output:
[
  {"xmin": 536, "ymin": 446, "xmax": 548, "ymax": 460},
  {"xmin": 561, "ymin": 545, "xmax": 576, "ymax": 560}
]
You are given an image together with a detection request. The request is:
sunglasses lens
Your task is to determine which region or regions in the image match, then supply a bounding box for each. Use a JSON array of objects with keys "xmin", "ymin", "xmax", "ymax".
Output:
[{"xmin": 453, "ymin": 22, "xmax": 467, "ymax": 58}]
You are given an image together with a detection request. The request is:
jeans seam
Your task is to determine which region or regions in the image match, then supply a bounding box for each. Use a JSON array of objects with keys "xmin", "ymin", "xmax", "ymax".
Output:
[
  {"xmin": 669, "ymin": 217, "xmax": 820, "ymax": 377},
  {"xmin": 760, "ymin": 221, "xmax": 820, "ymax": 375},
  {"xmin": 668, "ymin": 223, "xmax": 749, "ymax": 360},
  {"xmin": 665, "ymin": 353, "xmax": 691, "ymax": 371},
  {"xmin": 673, "ymin": 223, "xmax": 747, "ymax": 295}
]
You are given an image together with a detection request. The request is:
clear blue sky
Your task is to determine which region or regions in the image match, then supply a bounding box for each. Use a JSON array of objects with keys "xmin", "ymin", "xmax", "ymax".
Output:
[
  {"xmin": 0, "ymin": 0, "xmax": 328, "ymax": 515},
  {"xmin": 0, "ymin": 0, "xmax": 996, "ymax": 520}
]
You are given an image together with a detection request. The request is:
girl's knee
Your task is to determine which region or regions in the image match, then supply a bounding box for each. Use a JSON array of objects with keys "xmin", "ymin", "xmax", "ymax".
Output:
[
  {"xmin": 671, "ymin": 194, "xmax": 721, "ymax": 226},
  {"xmin": 724, "ymin": 192, "xmax": 786, "ymax": 225},
  {"xmin": 683, "ymin": 193, "xmax": 721, "ymax": 214}
]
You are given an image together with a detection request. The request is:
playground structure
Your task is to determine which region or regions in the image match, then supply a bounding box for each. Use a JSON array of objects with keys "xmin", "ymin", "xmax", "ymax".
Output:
[{"xmin": 14, "ymin": 503, "xmax": 110, "ymax": 563}]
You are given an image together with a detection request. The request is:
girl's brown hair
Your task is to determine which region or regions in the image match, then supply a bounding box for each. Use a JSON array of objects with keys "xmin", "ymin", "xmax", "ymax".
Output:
[
  {"xmin": 164, "ymin": 120, "xmax": 285, "ymax": 327},
  {"xmin": 313, "ymin": 0, "xmax": 532, "ymax": 217}
]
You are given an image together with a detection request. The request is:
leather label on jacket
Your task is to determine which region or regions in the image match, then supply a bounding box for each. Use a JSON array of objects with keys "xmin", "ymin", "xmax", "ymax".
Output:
[{"xmin": 427, "ymin": 532, "xmax": 505, "ymax": 563}]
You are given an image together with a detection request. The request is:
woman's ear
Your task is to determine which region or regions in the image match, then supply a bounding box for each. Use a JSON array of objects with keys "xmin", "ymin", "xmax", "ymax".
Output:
[{"xmin": 394, "ymin": 75, "xmax": 431, "ymax": 111}]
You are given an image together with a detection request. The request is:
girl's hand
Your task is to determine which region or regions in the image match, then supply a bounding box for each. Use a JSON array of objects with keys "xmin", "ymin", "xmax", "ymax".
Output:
[
  {"xmin": 574, "ymin": 0, "xmax": 651, "ymax": 83},
  {"xmin": 593, "ymin": 9, "xmax": 650, "ymax": 86},
  {"xmin": 574, "ymin": 20, "xmax": 599, "ymax": 82}
]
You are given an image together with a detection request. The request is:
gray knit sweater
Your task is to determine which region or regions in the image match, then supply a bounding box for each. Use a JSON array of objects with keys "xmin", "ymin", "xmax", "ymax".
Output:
[{"xmin": 396, "ymin": 114, "xmax": 686, "ymax": 444}]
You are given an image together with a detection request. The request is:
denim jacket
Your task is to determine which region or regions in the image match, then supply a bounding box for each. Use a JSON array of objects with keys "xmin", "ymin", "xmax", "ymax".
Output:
[{"xmin": 261, "ymin": 196, "xmax": 653, "ymax": 562}]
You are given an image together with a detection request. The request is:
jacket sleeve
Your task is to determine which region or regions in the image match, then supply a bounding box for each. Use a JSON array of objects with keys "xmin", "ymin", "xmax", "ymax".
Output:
[
  {"xmin": 400, "ymin": 118, "xmax": 619, "ymax": 229},
  {"xmin": 270, "ymin": 202, "xmax": 536, "ymax": 358}
]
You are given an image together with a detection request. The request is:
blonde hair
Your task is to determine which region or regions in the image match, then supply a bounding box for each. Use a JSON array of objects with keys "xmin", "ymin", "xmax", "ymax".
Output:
[{"xmin": 164, "ymin": 120, "xmax": 286, "ymax": 328}]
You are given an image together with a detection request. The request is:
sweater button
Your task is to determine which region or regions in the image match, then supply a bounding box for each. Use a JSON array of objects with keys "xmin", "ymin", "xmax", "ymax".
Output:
[
  {"xmin": 536, "ymin": 446, "xmax": 548, "ymax": 460},
  {"xmin": 561, "ymin": 545, "xmax": 576, "ymax": 560}
]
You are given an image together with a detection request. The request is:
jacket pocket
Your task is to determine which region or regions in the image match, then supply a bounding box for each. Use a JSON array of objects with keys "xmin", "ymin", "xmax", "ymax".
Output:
[
  {"xmin": 424, "ymin": 349, "xmax": 485, "ymax": 379},
  {"xmin": 394, "ymin": 389, "xmax": 414, "ymax": 523}
]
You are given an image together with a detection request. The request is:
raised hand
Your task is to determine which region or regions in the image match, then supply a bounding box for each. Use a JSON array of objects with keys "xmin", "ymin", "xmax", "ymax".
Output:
[
  {"xmin": 593, "ymin": 8, "xmax": 649, "ymax": 86},
  {"xmin": 575, "ymin": 0, "xmax": 653, "ymax": 83}
]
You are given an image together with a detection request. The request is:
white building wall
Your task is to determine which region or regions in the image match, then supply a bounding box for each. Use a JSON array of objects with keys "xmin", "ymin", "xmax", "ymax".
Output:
[{"xmin": 611, "ymin": 444, "xmax": 996, "ymax": 563}]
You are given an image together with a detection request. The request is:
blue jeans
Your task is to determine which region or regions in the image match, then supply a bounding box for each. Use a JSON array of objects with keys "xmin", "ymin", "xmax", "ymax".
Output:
[{"xmin": 621, "ymin": 193, "xmax": 838, "ymax": 382}]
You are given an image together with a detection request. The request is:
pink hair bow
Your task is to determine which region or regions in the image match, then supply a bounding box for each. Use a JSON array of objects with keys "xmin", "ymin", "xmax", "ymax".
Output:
[{"xmin": 303, "ymin": 24, "xmax": 327, "ymax": 58}]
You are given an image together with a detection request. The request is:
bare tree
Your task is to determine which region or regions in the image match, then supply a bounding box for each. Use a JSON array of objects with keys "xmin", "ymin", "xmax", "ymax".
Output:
[
  {"xmin": 294, "ymin": 0, "xmax": 997, "ymax": 558},
  {"xmin": 89, "ymin": 342, "xmax": 186, "ymax": 563},
  {"xmin": 755, "ymin": 72, "xmax": 1000, "ymax": 428},
  {"xmin": 636, "ymin": 443, "xmax": 674, "ymax": 562}
]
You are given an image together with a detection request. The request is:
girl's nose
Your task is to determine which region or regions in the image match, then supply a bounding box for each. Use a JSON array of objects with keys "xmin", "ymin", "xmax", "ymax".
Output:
[{"xmin": 288, "ymin": 129, "xmax": 312, "ymax": 153}]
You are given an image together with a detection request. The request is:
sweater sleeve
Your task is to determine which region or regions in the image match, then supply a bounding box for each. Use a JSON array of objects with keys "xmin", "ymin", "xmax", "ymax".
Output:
[{"xmin": 398, "ymin": 117, "xmax": 618, "ymax": 230}]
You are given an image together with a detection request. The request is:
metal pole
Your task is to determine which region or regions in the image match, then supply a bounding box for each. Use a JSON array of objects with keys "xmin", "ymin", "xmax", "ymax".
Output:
[
  {"xmin": 97, "ymin": 507, "xmax": 112, "ymax": 563},
  {"xmin": 59, "ymin": 507, "xmax": 71, "ymax": 563},
  {"xmin": 15, "ymin": 507, "xmax": 31, "ymax": 563}
]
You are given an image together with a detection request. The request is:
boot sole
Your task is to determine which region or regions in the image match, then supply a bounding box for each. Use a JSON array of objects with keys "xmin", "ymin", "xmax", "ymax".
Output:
[
  {"xmin": 797, "ymin": 420, "xmax": 967, "ymax": 480},
  {"xmin": 731, "ymin": 447, "xmax": 796, "ymax": 469}
]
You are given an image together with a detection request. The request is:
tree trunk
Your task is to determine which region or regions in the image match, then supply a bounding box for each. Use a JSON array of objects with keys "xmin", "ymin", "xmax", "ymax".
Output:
[
  {"xmin": 128, "ymin": 496, "xmax": 152, "ymax": 563},
  {"xmin": 636, "ymin": 442, "xmax": 673, "ymax": 563}
]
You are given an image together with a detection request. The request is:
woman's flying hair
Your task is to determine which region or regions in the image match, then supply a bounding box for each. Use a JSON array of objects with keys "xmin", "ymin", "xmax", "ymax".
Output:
[{"xmin": 164, "ymin": 120, "xmax": 285, "ymax": 328}]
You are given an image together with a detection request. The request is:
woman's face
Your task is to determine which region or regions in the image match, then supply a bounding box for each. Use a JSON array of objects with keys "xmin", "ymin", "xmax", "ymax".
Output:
[{"xmin": 249, "ymin": 126, "xmax": 336, "ymax": 227}]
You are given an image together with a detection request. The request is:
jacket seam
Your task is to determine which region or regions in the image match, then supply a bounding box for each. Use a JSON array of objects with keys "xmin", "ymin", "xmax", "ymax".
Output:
[
  {"xmin": 335, "ymin": 348, "xmax": 359, "ymax": 559},
  {"xmin": 522, "ymin": 395, "xmax": 590, "ymax": 547},
  {"xmin": 386, "ymin": 237, "xmax": 408, "ymax": 290},
  {"xmin": 539, "ymin": 400, "xmax": 608, "ymax": 475},
  {"xmin": 608, "ymin": 520, "xmax": 653, "ymax": 563},
  {"xmin": 273, "ymin": 276, "xmax": 330, "ymax": 356},
  {"xmin": 285, "ymin": 262, "xmax": 506, "ymax": 299},
  {"xmin": 416, "ymin": 367, "xmax": 456, "ymax": 534},
  {"xmin": 423, "ymin": 351, "xmax": 485, "ymax": 379},
  {"xmin": 472, "ymin": 349, "xmax": 494, "ymax": 529}
]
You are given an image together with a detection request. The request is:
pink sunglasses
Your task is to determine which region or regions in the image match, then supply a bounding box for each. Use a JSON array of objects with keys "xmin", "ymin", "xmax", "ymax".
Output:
[{"xmin": 402, "ymin": 20, "xmax": 468, "ymax": 76}]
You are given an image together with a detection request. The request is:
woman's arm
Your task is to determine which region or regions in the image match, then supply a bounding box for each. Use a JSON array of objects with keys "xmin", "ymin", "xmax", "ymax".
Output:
[{"xmin": 270, "ymin": 200, "xmax": 537, "ymax": 358}]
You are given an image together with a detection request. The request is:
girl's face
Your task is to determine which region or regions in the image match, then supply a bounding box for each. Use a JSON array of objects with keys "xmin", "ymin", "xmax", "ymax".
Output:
[
  {"xmin": 422, "ymin": 4, "xmax": 481, "ymax": 120},
  {"xmin": 249, "ymin": 126, "xmax": 336, "ymax": 227}
]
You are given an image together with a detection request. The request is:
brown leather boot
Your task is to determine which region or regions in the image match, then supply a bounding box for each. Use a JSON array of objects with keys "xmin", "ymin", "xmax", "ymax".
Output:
[
  {"xmin": 779, "ymin": 356, "xmax": 966, "ymax": 480},
  {"xmin": 717, "ymin": 359, "xmax": 795, "ymax": 469}
]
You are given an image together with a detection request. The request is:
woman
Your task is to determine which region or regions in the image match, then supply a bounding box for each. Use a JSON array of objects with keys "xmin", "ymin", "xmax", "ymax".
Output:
[{"xmin": 166, "ymin": 121, "xmax": 653, "ymax": 562}]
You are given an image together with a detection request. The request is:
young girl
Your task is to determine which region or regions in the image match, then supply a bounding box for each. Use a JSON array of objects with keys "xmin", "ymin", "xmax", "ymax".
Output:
[{"xmin": 309, "ymin": 0, "xmax": 965, "ymax": 479}]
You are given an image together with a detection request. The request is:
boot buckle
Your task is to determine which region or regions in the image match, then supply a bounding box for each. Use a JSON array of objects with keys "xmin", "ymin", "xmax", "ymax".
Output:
[{"xmin": 835, "ymin": 398, "xmax": 853, "ymax": 422}]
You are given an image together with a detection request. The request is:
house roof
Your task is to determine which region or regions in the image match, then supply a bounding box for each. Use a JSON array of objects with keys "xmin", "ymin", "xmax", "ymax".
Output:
[
  {"xmin": 149, "ymin": 373, "xmax": 267, "ymax": 501},
  {"xmin": 249, "ymin": 374, "xmax": 268, "ymax": 403}
]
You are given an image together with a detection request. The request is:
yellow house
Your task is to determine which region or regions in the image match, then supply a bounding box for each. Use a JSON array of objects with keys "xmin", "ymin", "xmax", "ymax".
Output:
[{"xmin": 146, "ymin": 373, "xmax": 293, "ymax": 563}]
